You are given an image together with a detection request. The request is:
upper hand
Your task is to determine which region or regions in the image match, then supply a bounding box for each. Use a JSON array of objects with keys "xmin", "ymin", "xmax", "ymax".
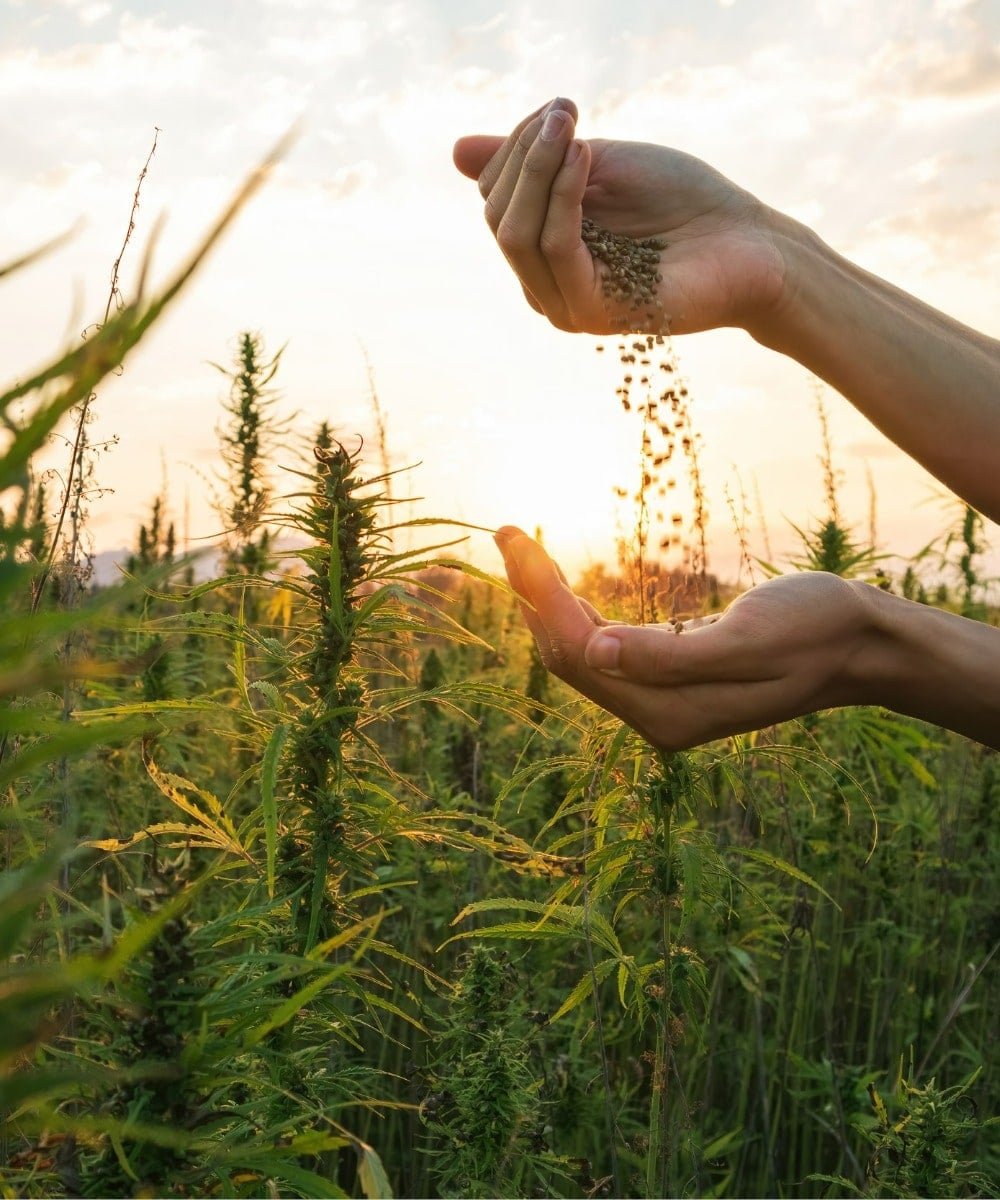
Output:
[
  {"xmin": 454, "ymin": 98, "xmax": 788, "ymax": 336},
  {"xmin": 494, "ymin": 526, "xmax": 881, "ymax": 750}
]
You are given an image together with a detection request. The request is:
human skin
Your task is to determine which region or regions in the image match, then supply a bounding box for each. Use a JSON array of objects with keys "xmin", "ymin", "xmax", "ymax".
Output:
[
  {"xmin": 493, "ymin": 526, "xmax": 1000, "ymax": 752},
  {"xmin": 455, "ymin": 99, "xmax": 1000, "ymax": 751}
]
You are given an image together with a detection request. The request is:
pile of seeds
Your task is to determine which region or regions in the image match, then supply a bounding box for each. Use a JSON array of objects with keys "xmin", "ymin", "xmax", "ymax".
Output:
[{"xmin": 580, "ymin": 217, "xmax": 667, "ymax": 332}]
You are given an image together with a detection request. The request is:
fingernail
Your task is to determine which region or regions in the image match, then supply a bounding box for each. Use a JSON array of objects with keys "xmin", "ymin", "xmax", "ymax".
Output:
[
  {"xmin": 540, "ymin": 109, "xmax": 567, "ymax": 141},
  {"xmin": 584, "ymin": 631, "xmax": 622, "ymax": 672},
  {"xmin": 564, "ymin": 139, "xmax": 582, "ymax": 165}
]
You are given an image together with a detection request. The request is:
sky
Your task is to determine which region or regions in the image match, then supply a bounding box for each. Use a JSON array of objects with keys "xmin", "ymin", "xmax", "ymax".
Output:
[{"xmin": 2, "ymin": 0, "xmax": 999, "ymax": 587}]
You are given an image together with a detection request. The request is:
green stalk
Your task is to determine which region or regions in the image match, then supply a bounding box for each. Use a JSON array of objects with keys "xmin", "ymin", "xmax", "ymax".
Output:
[{"xmin": 582, "ymin": 773, "xmax": 623, "ymax": 1198}]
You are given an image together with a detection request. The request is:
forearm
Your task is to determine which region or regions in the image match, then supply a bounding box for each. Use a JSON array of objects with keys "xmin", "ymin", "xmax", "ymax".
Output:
[
  {"xmin": 850, "ymin": 583, "xmax": 1000, "ymax": 749},
  {"xmin": 751, "ymin": 211, "xmax": 1000, "ymax": 523}
]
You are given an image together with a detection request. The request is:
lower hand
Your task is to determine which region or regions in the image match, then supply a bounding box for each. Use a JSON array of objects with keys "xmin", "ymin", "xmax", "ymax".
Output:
[{"xmin": 494, "ymin": 526, "xmax": 881, "ymax": 749}]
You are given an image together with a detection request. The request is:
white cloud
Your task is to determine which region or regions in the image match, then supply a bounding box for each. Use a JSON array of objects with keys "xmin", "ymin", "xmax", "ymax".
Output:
[
  {"xmin": 452, "ymin": 66, "xmax": 496, "ymax": 92},
  {"xmin": 322, "ymin": 159, "xmax": 377, "ymax": 200},
  {"xmin": 905, "ymin": 154, "xmax": 949, "ymax": 184},
  {"xmin": 932, "ymin": 0, "xmax": 978, "ymax": 16},
  {"xmin": 459, "ymin": 13, "xmax": 506, "ymax": 37},
  {"xmin": 266, "ymin": 21, "xmax": 372, "ymax": 65},
  {"xmin": 880, "ymin": 201, "xmax": 1000, "ymax": 262},
  {"xmin": 0, "ymin": 14, "xmax": 212, "ymax": 97},
  {"xmin": 258, "ymin": 0, "xmax": 357, "ymax": 10},
  {"xmin": 78, "ymin": 2, "xmax": 111, "ymax": 25}
]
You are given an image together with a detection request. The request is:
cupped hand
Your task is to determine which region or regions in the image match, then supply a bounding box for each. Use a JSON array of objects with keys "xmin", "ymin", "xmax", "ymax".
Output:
[
  {"xmin": 494, "ymin": 526, "xmax": 882, "ymax": 750},
  {"xmin": 454, "ymin": 98, "xmax": 788, "ymax": 336}
]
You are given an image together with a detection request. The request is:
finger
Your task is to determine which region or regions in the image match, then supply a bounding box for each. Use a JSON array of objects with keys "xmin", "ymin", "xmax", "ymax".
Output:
[
  {"xmin": 508, "ymin": 150, "xmax": 596, "ymax": 330},
  {"xmin": 486, "ymin": 104, "xmax": 575, "ymax": 236},
  {"xmin": 582, "ymin": 617, "xmax": 775, "ymax": 686},
  {"xmin": 477, "ymin": 98, "xmax": 578, "ymax": 203},
  {"xmin": 494, "ymin": 525, "xmax": 553, "ymax": 659},
  {"xmin": 495, "ymin": 524, "xmax": 606, "ymax": 623},
  {"xmin": 494, "ymin": 528, "xmax": 595, "ymax": 674},
  {"xmin": 539, "ymin": 140, "xmax": 604, "ymax": 328},
  {"xmin": 479, "ymin": 101, "xmax": 560, "ymax": 209},
  {"xmin": 521, "ymin": 284, "xmax": 544, "ymax": 314},
  {"xmin": 486, "ymin": 113, "xmax": 581, "ymax": 328},
  {"xmin": 494, "ymin": 525, "xmax": 532, "ymax": 601},
  {"xmin": 577, "ymin": 595, "xmax": 609, "ymax": 625},
  {"xmin": 453, "ymin": 134, "xmax": 505, "ymax": 181}
]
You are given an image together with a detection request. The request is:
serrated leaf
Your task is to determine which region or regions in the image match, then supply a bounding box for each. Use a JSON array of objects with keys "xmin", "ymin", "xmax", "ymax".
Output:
[
  {"xmin": 444, "ymin": 897, "xmax": 622, "ymax": 957},
  {"xmin": 727, "ymin": 846, "xmax": 838, "ymax": 908},
  {"xmin": 551, "ymin": 959, "xmax": 615, "ymax": 1022},
  {"xmin": 145, "ymin": 758, "xmax": 250, "ymax": 861}
]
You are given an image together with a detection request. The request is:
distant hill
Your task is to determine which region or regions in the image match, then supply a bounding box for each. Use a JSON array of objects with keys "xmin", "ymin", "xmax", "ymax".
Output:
[
  {"xmin": 88, "ymin": 544, "xmax": 223, "ymax": 588},
  {"xmin": 87, "ymin": 535, "xmax": 321, "ymax": 589}
]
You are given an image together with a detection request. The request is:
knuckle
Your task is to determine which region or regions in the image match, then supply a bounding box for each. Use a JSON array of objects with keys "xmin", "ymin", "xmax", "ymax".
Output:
[
  {"xmin": 538, "ymin": 228, "xmax": 568, "ymax": 261},
  {"xmin": 495, "ymin": 217, "xmax": 529, "ymax": 257},
  {"xmin": 482, "ymin": 195, "xmax": 503, "ymax": 235},
  {"xmin": 514, "ymin": 127, "xmax": 536, "ymax": 158},
  {"xmin": 518, "ymin": 150, "xmax": 550, "ymax": 182}
]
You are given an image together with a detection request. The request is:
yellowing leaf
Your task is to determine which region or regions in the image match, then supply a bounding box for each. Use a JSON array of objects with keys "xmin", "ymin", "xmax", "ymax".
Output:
[{"xmin": 354, "ymin": 1138, "xmax": 393, "ymax": 1200}]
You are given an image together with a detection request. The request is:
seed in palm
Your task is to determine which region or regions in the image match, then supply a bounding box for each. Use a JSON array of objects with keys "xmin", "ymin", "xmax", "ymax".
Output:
[{"xmin": 581, "ymin": 217, "xmax": 667, "ymax": 332}]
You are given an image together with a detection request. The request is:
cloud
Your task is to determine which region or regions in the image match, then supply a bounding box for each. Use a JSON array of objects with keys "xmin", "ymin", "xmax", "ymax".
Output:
[
  {"xmin": 0, "ymin": 13, "xmax": 212, "ymax": 97},
  {"xmin": 451, "ymin": 66, "xmax": 496, "ymax": 93},
  {"xmin": 876, "ymin": 200, "xmax": 1000, "ymax": 262},
  {"xmin": 459, "ymin": 12, "xmax": 505, "ymax": 37},
  {"xmin": 323, "ymin": 159, "xmax": 377, "ymax": 201},
  {"xmin": 265, "ymin": 21, "xmax": 372, "ymax": 65},
  {"xmin": 904, "ymin": 153, "xmax": 952, "ymax": 185},
  {"xmin": 257, "ymin": 0, "xmax": 358, "ymax": 10},
  {"xmin": 10, "ymin": 0, "xmax": 109, "ymax": 15},
  {"xmin": 912, "ymin": 45, "xmax": 1000, "ymax": 97},
  {"xmin": 869, "ymin": 7, "xmax": 1000, "ymax": 104}
]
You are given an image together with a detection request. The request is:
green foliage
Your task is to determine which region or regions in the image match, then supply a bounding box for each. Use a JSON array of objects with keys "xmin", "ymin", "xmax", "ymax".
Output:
[
  {"xmin": 215, "ymin": 330, "xmax": 289, "ymax": 577},
  {"xmin": 814, "ymin": 1061, "xmax": 1000, "ymax": 1198},
  {"xmin": 788, "ymin": 515, "xmax": 885, "ymax": 578},
  {"xmin": 4, "ymin": 164, "xmax": 1000, "ymax": 1200},
  {"xmin": 420, "ymin": 946, "xmax": 568, "ymax": 1198},
  {"xmin": 862, "ymin": 1065, "xmax": 999, "ymax": 1199}
]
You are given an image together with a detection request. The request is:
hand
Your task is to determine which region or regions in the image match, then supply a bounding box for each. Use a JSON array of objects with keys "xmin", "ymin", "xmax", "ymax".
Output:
[
  {"xmin": 494, "ymin": 526, "xmax": 882, "ymax": 750},
  {"xmin": 454, "ymin": 98, "xmax": 788, "ymax": 336}
]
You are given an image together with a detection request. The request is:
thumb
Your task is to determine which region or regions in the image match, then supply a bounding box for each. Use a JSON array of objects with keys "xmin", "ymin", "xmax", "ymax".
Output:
[
  {"xmin": 583, "ymin": 620, "xmax": 748, "ymax": 686},
  {"xmin": 453, "ymin": 134, "xmax": 505, "ymax": 180}
]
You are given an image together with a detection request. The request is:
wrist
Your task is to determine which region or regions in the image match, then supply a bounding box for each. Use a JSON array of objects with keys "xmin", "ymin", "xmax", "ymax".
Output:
[
  {"xmin": 842, "ymin": 583, "xmax": 1000, "ymax": 749},
  {"xmin": 839, "ymin": 581, "xmax": 911, "ymax": 706},
  {"xmin": 742, "ymin": 205, "xmax": 836, "ymax": 350}
]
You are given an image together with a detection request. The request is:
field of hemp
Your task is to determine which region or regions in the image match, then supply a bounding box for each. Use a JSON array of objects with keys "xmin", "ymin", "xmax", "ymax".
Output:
[{"xmin": 2, "ymin": 163, "xmax": 999, "ymax": 1200}]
